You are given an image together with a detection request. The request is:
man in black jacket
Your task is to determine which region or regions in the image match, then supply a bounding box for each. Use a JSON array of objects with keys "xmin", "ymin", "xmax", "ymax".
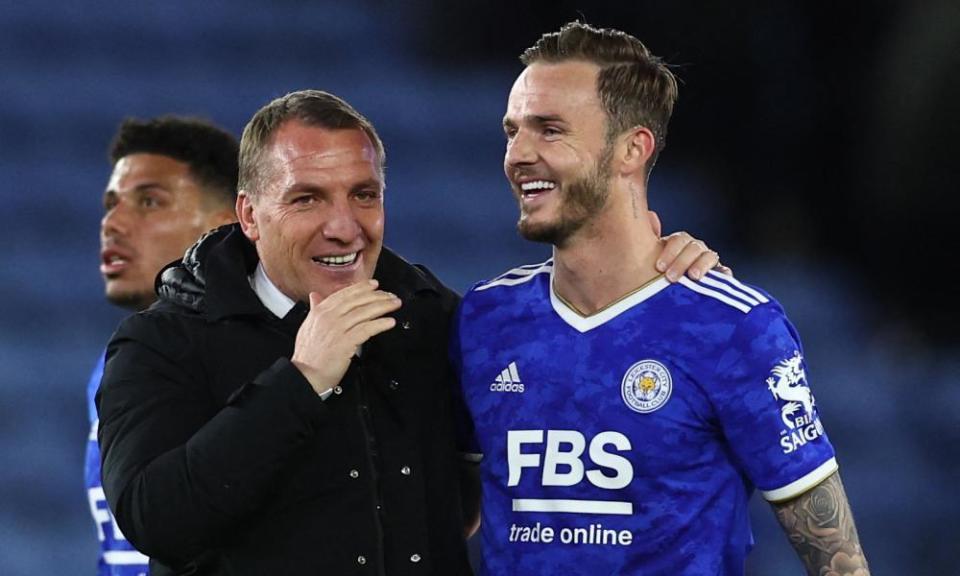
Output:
[
  {"xmin": 98, "ymin": 90, "xmax": 475, "ymax": 575},
  {"xmin": 97, "ymin": 89, "xmax": 719, "ymax": 575}
]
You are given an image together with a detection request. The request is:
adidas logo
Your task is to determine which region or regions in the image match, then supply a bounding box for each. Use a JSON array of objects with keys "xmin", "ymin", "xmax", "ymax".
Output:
[{"xmin": 490, "ymin": 362, "xmax": 525, "ymax": 393}]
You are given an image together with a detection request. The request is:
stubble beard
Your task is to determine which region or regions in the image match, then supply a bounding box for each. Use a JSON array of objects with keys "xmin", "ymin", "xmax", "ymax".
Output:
[{"xmin": 517, "ymin": 142, "xmax": 614, "ymax": 248}]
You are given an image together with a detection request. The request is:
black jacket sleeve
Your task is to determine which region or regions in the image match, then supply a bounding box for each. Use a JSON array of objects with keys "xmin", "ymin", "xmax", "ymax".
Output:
[{"xmin": 97, "ymin": 311, "xmax": 327, "ymax": 566}]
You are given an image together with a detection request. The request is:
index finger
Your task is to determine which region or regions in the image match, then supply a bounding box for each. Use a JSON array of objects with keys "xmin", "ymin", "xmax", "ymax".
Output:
[
  {"xmin": 309, "ymin": 279, "xmax": 380, "ymax": 308},
  {"xmin": 655, "ymin": 232, "xmax": 693, "ymax": 273}
]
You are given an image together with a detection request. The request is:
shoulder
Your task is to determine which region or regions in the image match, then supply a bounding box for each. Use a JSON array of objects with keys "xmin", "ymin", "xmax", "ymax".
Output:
[
  {"xmin": 376, "ymin": 248, "xmax": 460, "ymax": 319},
  {"xmin": 110, "ymin": 301, "xmax": 205, "ymax": 356},
  {"xmin": 458, "ymin": 259, "xmax": 552, "ymax": 323},
  {"xmin": 101, "ymin": 306, "xmax": 211, "ymax": 401},
  {"xmin": 666, "ymin": 271, "xmax": 799, "ymax": 354},
  {"xmin": 378, "ymin": 248, "xmax": 451, "ymax": 293},
  {"xmin": 465, "ymin": 259, "xmax": 553, "ymax": 301},
  {"xmin": 410, "ymin": 262, "xmax": 459, "ymax": 304},
  {"xmin": 672, "ymin": 270, "xmax": 780, "ymax": 316},
  {"xmin": 670, "ymin": 273, "xmax": 807, "ymax": 379}
]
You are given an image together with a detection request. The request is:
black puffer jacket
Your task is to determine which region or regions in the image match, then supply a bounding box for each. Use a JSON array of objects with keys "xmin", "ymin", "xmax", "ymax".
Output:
[{"xmin": 97, "ymin": 224, "xmax": 472, "ymax": 575}]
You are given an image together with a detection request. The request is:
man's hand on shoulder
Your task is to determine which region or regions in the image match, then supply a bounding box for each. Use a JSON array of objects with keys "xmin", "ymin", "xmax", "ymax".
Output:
[{"xmin": 647, "ymin": 210, "xmax": 731, "ymax": 282}]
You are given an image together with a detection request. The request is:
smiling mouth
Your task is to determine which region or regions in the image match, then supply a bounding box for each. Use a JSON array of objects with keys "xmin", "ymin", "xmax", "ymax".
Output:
[
  {"xmin": 312, "ymin": 252, "xmax": 359, "ymax": 267},
  {"xmin": 519, "ymin": 179, "xmax": 557, "ymax": 199}
]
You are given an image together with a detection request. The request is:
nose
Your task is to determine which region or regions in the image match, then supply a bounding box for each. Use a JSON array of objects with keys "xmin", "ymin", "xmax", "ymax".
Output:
[
  {"xmin": 321, "ymin": 198, "xmax": 362, "ymax": 244},
  {"xmin": 504, "ymin": 128, "xmax": 537, "ymax": 170},
  {"xmin": 101, "ymin": 200, "xmax": 132, "ymax": 239}
]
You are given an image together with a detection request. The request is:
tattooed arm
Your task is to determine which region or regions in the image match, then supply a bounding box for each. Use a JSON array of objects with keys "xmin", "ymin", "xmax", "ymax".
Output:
[{"xmin": 772, "ymin": 471, "xmax": 871, "ymax": 576}]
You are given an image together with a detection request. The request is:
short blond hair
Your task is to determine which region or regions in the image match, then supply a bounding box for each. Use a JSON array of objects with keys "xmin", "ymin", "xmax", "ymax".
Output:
[{"xmin": 238, "ymin": 89, "xmax": 385, "ymax": 196}]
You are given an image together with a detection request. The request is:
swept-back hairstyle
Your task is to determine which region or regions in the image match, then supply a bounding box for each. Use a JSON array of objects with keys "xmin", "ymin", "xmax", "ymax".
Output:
[{"xmin": 522, "ymin": 22, "xmax": 678, "ymax": 172}]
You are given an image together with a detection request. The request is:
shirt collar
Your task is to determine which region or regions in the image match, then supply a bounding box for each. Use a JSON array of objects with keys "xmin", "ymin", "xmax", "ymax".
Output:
[
  {"xmin": 246, "ymin": 248, "xmax": 442, "ymax": 320},
  {"xmin": 248, "ymin": 262, "xmax": 296, "ymax": 319}
]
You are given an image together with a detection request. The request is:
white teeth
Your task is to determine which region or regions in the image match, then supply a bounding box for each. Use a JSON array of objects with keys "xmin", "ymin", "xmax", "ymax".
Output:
[
  {"xmin": 520, "ymin": 180, "xmax": 556, "ymax": 192},
  {"xmin": 314, "ymin": 253, "xmax": 358, "ymax": 266},
  {"xmin": 108, "ymin": 256, "xmax": 127, "ymax": 264}
]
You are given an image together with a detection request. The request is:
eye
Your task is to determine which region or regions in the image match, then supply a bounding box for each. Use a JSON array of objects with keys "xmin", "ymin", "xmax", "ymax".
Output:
[
  {"xmin": 292, "ymin": 195, "xmax": 315, "ymax": 205},
  {"xmin": 140, "ymin": 195, "xmax": 160, "ymax": 208},
  {"xmin": 354, "ymin": 189, "xmax": 381, "ymax": 202},
  {"xmin": 503, "ymin": 126, "xmax": 518, "ymax": 140},
  {"xmin": 103, "ymin": 196, "xmax": 117, "ymax": 211},
  {"xmin": 543, "ymin": 126, "xmax": 562, "ymax": 138}
]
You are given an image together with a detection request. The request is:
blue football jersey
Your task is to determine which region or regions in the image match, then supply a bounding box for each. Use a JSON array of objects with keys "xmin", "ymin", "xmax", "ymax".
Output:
[
  {"xmin": 86, "ymin": 352, "xmax": 150, "ymax": 576},
  {"xmin": 451, "ymin": 262, "xmax": 837, "ymax": 576}
]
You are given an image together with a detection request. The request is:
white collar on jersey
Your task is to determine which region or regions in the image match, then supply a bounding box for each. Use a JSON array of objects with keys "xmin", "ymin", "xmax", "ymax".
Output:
[
  {"xmin": 549, "ymin": 269, "xmax": 671, "ymax": 333},
  {"xmin": 248, "ymin": 262, "xmax": 297, "ymax": 319}
]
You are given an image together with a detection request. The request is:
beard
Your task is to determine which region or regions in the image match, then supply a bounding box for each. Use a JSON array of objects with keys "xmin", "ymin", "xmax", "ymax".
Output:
[{"xmin": 517, "ymin": 142, "xmax": 614, "ymax": 248}]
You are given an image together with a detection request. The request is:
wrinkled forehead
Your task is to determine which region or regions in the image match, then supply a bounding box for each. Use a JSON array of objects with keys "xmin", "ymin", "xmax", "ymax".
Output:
[
  {"xmin": 258, "ymin": 124, "xmax": 384, "ymax": 193},
  {"xmin": 267, "ymin": 124, "xmax": 378, "ymax": 168}
]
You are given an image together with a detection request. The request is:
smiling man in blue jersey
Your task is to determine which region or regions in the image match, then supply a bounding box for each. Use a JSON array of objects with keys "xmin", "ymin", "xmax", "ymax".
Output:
[
  {"xmin": 452, "ymin": 22, "xmax": 871, "ymax": 575},
  {"xmin": 88, "ymin": 116, "xmax": 238, "ymax": 575}
]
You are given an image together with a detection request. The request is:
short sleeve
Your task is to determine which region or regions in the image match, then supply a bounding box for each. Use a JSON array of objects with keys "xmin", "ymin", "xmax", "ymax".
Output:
[{"xmin": 710, "ymin": 301, "xmax": 837, "ymax": 502}]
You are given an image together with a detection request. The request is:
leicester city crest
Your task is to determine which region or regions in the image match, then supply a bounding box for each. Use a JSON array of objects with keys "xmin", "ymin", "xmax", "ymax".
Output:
[{"xmin": 621, "ymin": 359, "xmax": 672, "ymax": 414}]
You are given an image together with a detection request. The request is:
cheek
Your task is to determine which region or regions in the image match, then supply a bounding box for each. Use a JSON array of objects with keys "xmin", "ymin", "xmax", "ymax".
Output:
[
  {"xmin": 143, "ymin": 218, "xmax": 197, "ymax": 249},
  {"xmin": 268, "ymin": 214, "xmax": 312, "ymax": 257},
  {"xmin": 255, "ymin": 212, "xmax": 288, "ymax": 249},
  {"xmin": 360, "ymin": 209, "xmax": 385, "ymax": 243},
  {"xmin": 555, "ymin": 142, "xmax": 589, "ymax": 170}
]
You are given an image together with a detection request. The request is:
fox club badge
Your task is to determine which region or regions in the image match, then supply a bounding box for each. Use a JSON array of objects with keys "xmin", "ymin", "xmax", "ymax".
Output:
[{"xmin": 621, "ymin": 360, "xmax": 672, "ymax": 413}]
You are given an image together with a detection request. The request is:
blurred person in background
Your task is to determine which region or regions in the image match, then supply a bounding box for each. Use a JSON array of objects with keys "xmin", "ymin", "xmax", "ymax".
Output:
[
  {"xmin": 452, "ymin": 22, "xmax": 871, "ymax": 576},
  {"xmin": 87, "ymin": 116, "xmax": 238, "ymax": 575}
]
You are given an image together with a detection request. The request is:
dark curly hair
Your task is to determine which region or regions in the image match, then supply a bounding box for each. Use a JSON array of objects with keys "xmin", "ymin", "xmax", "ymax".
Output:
[{"xmin": 109, "ymin": 116, "xmax": 239, "ymax": 205}]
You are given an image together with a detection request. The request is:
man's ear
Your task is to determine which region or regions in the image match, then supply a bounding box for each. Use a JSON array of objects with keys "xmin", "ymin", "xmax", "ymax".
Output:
[
  {"xmin": 620, "ymin": 126, "xmax": 656, "ymax": 176},
  {"xmin": 236, "ymin": 191, "xmax": 259, "ymax": 242}
]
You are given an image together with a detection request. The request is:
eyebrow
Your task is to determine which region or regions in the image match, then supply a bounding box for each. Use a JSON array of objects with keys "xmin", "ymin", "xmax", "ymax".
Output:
[
  {"xmin": 350, "ymin": 178, "xmax": 384, "ymax": 192},
  {"xmin": 503, "ymin": 114, "xmax": 567, "ymax": 128},
  {"xmin": 283, "ymin": 178, "xmax": 384, "ymax": 197},
  {"xmin": 281, "ymin": 183, "xmax": 323, "ymax": 198},
  {"xmin": 103, "ymin": 183, "xmax": 170, "ymax": 197}
]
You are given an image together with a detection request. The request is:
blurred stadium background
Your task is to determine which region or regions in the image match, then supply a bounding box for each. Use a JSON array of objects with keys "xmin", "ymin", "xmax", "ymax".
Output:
[{"xmin": 0, "ymin": 1, "xmax": 957, "ymax": 573}]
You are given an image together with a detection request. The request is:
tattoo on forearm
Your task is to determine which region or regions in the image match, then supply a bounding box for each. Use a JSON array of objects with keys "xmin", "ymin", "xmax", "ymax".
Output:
[{"xmin": 773, "ymin": 472, "xmax": 871, "ymax": 576}]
